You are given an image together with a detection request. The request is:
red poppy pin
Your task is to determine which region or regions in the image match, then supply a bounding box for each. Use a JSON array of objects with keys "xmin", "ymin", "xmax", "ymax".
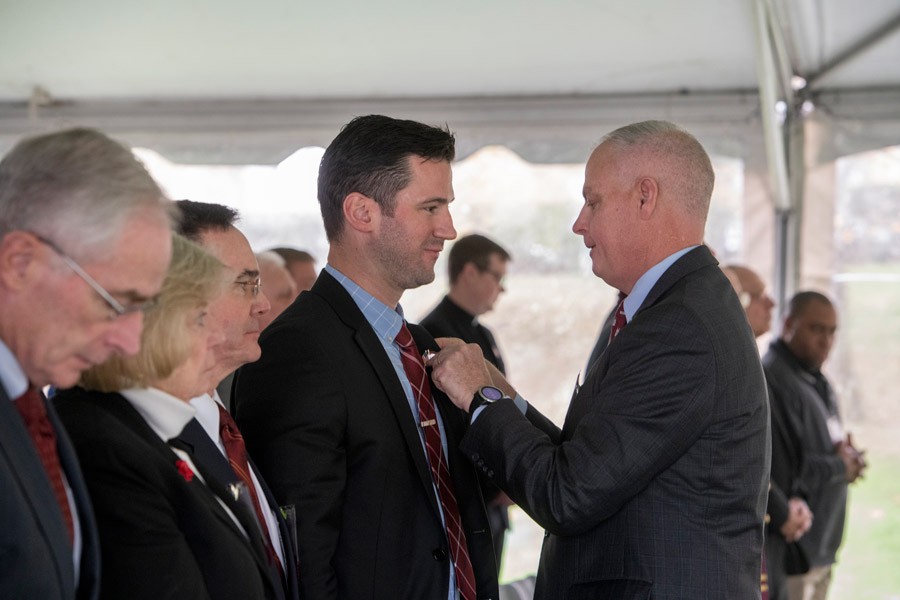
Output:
[{"xmin": 175, "ymin": 459, "xmax": 194, "ymax": 483}]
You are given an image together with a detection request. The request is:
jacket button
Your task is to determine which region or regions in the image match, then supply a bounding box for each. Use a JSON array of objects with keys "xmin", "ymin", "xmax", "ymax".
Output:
[
  {"xmin": 471, "ymin": 453, "xmax": 480, "ymax": 461},
  {"xmin": 487, "ymin": 469, "xmax": 494, "ymax": 478},
  {"xmin": 432, "ymin": 548, "xmax": 447, "ymax": 561}
]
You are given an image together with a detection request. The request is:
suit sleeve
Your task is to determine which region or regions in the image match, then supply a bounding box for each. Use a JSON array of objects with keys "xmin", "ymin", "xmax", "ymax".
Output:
[
  {"xmin": 767, "ymin": 377, "xmax": 845, "ymax": 496},
  {"xmin": 461, "ymin": 302, "xmax": 720, "ymax": 536},
  {"xmin": 235, "ymin": 326, "xmax": 347, "ymax": 600}
]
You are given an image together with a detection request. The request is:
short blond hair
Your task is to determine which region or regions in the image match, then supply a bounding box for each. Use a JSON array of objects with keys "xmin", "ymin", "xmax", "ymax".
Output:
[{"xmin": 80, "ymin": 234, "xmax": 223, "ymax": 391}]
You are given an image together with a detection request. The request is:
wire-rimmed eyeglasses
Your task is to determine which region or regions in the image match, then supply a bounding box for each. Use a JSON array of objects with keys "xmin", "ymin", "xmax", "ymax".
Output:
[{"xmin": 30, "ymin": 232, "xmax": 156, "ymax": 318}]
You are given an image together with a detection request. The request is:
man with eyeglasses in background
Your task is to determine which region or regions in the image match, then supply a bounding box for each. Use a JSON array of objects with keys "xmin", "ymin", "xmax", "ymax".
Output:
[
  {"xmin": 0, "ymin": 127, "xmax": 174, "ymax": 600},
  {"xmin": 174, "ymin": 200, "xmax": 299, "ymax": 600},
  {"xmin": 420, "ymin": 233, "xmax": 513, "ymax": 567}
]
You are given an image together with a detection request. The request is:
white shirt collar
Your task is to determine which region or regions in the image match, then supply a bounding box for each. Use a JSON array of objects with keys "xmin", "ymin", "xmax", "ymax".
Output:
[
  {"xmin": 0, "ymin": 337, "xmax": 28, "ymax": 400},
  {"xmin": 189, "ymin": 391, "xmax": 225, "ymax": 444},
  {"xmin": 120, "ymin": 387, "xmax": 197, "ymax": 441}
]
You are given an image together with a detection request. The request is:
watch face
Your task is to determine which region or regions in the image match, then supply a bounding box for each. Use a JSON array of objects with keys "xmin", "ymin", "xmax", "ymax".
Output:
[{"xmin": 480, "ymin": 386, "xmax": 504, "ymax": 401}]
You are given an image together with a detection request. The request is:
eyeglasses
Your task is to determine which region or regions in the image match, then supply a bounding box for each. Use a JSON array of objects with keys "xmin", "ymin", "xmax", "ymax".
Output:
[
  {"xmin": 481, "ymin": 268, "xmax": 506, "ymax": 286},
  {"xmin": 235, "ymin": 278, "xmax": 262, "ymax": 298},
  {"xmin": 31, "ymin": 233, "xmax": 155, "ymax": 319}
]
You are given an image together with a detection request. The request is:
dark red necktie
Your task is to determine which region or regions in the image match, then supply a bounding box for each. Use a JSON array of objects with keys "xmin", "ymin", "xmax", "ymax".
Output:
[
  {"xmin": 760, "ymin": 549, "xmax": 770, "ymax": 600},
  {"xmin": 608, "ymin": 292, "xmax": 627, "ymax": 343},
  {"xmin": 15, "ymin": 387, "xmax": 74, "ymax": 544},
  {"xmin": 217, "ymin": 403, "xmax": 285, "ymax": 581},
  {"xmin": 395, "ymin": 323, "xmax": 477, "ymax": 600}
]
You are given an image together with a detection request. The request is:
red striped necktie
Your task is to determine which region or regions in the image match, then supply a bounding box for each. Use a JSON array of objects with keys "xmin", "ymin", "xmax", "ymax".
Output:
[
  {"xmin": 395, "ymin": 323, "xmax": 477, "ymax": 600},
  {"xmin": 15, "ymin": 387, "xmax": 75, "ymax": 544},
  {"xmin": 217, "ymin": 403, "xmax": 285, "ymax": 582}
]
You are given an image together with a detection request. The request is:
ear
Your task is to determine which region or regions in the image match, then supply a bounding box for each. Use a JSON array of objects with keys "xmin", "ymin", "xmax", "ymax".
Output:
[
  {"xmin": 460, "ymin": 262, "xmax": 480, "ymax": 281},
  {"xmin": 637, "ymin": 177, "xmax": 659, "ymax": 220},
  {"xmin": 342, "ymin": 192, "xmax": 380, "ymax": 234},
  {"xmin": 781, "ymin": 315, "xmax": 795, "ymax": 340},
  {"xmin": 0, "ymin": 231, "xmax": 41, "ymax": 292}
]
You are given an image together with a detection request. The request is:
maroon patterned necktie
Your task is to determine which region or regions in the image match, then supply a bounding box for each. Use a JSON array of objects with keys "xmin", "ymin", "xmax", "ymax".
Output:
[
  {"xmin": 217, "ymin": 403, "xmax": 285, "ymax": 581},
  {"xmin": 15, "ymin": 387, "xmax": 74, "ymax": 544},
  {"xmin": 608, "ymin": 292, "xmax": 628, "ymax": 343},
  {"xmin": 395, "ymin": 323, "xmax": 477, "ymax": 600}
]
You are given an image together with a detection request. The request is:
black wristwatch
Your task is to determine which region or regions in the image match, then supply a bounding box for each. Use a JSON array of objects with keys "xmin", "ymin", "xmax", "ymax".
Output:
[{"xmin": 468, "ymin": 385, "xmax": 507, "ymax": 417}]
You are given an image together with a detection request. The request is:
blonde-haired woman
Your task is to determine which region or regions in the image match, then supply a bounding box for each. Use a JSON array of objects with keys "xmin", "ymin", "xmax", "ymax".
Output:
[{"xmin": 55, "ymin": 235, "xmax": 278, "ymax": 599}]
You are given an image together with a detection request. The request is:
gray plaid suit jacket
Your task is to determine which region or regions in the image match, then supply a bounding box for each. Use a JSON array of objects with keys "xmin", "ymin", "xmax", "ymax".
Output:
[{"xmin": 462, "ymin": 246, "xmax": 771, "ymax": 599}]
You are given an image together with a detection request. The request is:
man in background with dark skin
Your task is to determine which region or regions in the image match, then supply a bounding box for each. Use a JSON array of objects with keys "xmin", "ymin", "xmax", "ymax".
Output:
[{"xmin": 763, "ymin": 291, "xmax": 866, "ymax": 600}]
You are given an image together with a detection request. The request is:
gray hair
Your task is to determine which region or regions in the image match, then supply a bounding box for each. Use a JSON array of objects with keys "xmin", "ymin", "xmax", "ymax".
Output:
[
  {"xmin": 600, "ymin": 120, "xmax": 714, "ymax": 218},
  {"xmin": 0, "ymin": 127, "xmax": 176, "ymax": 260},
  {"xmin": 256, "ymin": 250, "xmax": 287, "ymax": 269}
]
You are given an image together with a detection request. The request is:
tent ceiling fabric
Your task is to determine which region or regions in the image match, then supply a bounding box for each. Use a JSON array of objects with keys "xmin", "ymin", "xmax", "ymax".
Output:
[{"xmin": 1, "ymin": 0, "xmax": 899, "ymax": 164}]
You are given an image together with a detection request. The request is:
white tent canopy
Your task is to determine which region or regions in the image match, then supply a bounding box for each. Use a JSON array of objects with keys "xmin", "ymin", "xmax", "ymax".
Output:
[{"xmin": 2, "ymin": 0, "xmax": 900, "ymax": 296}]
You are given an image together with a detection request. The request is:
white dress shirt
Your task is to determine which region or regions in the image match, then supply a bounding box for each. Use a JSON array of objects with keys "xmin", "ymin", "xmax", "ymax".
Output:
[{"xmin": 190, "ymin": 391, "xmax": 286, "ymax": 567}]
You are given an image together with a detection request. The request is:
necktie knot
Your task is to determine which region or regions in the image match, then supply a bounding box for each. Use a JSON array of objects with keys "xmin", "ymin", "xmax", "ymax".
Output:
[
  {"xmin": 15, "ymin": 387, "xmax": 48, "ymax": 423},
  {"xmin": 395, "ymin": 322, "xmax": 415, "ymax": 350},
  {"xmin": 608, "ymin": 292, "xmax": 628, "ymax": 343}
]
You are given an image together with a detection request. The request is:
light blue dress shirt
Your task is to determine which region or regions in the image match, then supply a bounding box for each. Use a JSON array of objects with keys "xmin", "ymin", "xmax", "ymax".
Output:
[{"xmin": 325, "ymin": 264, "xmax": 460, "ymax": 600}]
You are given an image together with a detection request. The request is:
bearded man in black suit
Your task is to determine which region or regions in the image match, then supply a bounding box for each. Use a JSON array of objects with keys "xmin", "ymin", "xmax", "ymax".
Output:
[{"xmin": 233, "ymin": 115, "xmax": 498, "ymax": 600}]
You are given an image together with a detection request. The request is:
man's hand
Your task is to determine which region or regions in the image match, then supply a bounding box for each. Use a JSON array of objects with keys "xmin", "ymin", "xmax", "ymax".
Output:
[
  {"xmin": 780, "ymin": 497, "xmax": 813, "ymax": 542},
  {"xmin": 427, "ymin": 338, "xmax": 493, "ymax": 412},
  {"xmin": 837, "ymin": 433, "xmax": 867, "ymax": 483}
]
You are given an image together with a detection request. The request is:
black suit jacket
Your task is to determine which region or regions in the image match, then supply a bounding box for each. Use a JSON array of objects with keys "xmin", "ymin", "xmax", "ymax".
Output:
[
  {"xmin": 461, "ymin": 246, "xmax": 771, "ymax": 600},
  {"xmin": 172, "ymin": 417, "xmax": 300, "ymax": 600},
  {"xmin": 421, "ymin": 295, "xmax": 506, "ymax": 375},
  {"xmin": 0, "ymin": 386, "xmax": 100, "ymax": 600},
  {"xmin": 233, "ymin": 270, "xmax": 499, "ymax": 600},
  {"xmin": 763, "ymin": 340, "xmax": 847, "ymax": 569},
  {"xmin": 53, "ymin": 387, "xmax": 278, "ymax": 600}
]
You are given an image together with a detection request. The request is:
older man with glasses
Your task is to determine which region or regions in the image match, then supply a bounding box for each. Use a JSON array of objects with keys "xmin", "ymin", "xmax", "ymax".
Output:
[
  {"xmin": 0, "ymin": 127, "xmax": 175, "ymax": 600},
  {"xmin": 172, "ymin": 200, "xmax": 299, "ymax": 600}
]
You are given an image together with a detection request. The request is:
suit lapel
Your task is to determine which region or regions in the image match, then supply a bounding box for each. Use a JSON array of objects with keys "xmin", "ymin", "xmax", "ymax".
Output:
[
  {"xmin": 564, "ymin": 246, "xmax": 719, "ymax": 438},
  {"xmin": 0, "ymin": 390, "xmax": 74, "ymax": 592},
  {"xmin": 171, "ymin": 419, "xmax": 282, "ymax": 600},
  {"xmin": 175, "ymin": 419, "xmax": 241, "ymax": 489},
  {"xmin": 314, "ymin": 272, "xmax": 443, "ymax": 519},
  {"xmin": 171, "ymin": 422, "xmax": 270, "ymax": 550}
]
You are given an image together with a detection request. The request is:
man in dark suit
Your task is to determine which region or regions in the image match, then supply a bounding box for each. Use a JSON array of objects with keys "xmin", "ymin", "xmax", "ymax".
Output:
[
  {"xmin": 421, "ymin": 233, "xmax": 512, "ymax": 565},
  {"xmin": 763, "ymin": 292, "xmax": 865, "ymax": 600},
  {"xmin": 0, "ymin": 128, "xmax": 175, "ymax": 599},
  {"xmin": 175, "ymin": 200, "xmax": 299, "ymax": 600},
  {"xmin": 431, "ymin": 120, "xmax": 771, "ymax": 599},
  {"xmin": 233, "ymin": 115, "xmax": 499, "ymax": 600}
]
